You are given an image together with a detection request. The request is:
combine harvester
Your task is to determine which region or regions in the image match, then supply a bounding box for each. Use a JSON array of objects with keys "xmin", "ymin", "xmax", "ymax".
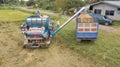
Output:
[{"xmin": 20, "ymin": 7, "xmax": 99, "ymax": 48}]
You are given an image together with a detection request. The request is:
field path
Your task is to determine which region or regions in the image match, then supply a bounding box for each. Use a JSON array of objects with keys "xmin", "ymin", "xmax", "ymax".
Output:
[
  {"xmin": 0, "ymin": 23, "xmax": 95, "ymax": 67},
  {"xmin": 22, "ymin": 41, "xmax": 94, "ymax": 67},
  {"xmin": 99, "ymin": 25, "xmax": 120, "ymax": 32}
]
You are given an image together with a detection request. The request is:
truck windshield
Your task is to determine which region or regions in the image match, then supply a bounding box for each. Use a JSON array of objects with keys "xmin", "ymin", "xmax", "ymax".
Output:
[{"xmin": 104, "ymin": 16, "xmax": 108, "ymax": 19}]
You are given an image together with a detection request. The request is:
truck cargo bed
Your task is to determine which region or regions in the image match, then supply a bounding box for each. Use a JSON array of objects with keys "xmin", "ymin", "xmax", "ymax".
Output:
[{"xmin": 76, "ymin": 22, "xmax": 98, "ymax": 40}]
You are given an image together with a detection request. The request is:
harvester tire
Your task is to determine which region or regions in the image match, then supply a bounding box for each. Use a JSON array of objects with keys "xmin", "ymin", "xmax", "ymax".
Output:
[
  {"xmin": 23, "ymin": 45, "xmax": 27, "ymax": 48},
  {"xmin": 41, "ymin": 44, "xmax": 50, "ymax": 48}
]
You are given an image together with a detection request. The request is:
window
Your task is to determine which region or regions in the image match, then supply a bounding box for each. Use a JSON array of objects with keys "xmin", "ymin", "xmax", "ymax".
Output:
[
  {"xmin": 105, "ymin": 10, "xmax": 114, "ymax": 16},
  {"xmin": 94, "ymin": 9, "xmax": 101, "ymax": 14}
]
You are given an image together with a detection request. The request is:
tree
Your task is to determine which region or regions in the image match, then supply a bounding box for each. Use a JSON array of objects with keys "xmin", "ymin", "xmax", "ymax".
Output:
[
  {"xmin": 0, "ymin": 0, "xmax": 4, "ymax": 5},
  {"xmin": 26, "ymin": 0, "xmax": 55, "ymax": 10},
  {"xmin": 66, "ymin": 0, "xmax": 85, "ymax": 14},
  {"xmin": 20, "ymin": 0, "xmax": 26, "ymax": 6},
  {"xmin": 0, "ymin": 0, "xmax": 19, "ymax": 6},
  {"xmin": 26, "ymin": 0, "xmax": 35, "ymax": 6},
  {"xmin": 54, "ymin": 0, "xmax": 84, "ymax": 15},
  {"xmin": 54, "ymin": 0, "xmax": 67, "ymax": 14},
  {"xmin": 36, "ymin": 0, "xmax": 55, "ymax": 10}
]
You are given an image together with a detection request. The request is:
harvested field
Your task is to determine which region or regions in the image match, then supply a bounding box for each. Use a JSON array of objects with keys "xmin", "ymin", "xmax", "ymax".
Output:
[{"xmin": 0, "ymin": 10, "xmax": 120, "ymax": 67}]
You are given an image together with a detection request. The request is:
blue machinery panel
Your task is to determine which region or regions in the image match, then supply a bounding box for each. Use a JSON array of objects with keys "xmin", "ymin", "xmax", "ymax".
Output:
[{"xmin": 76, "ymin": 32, "xmax": 98, "ymax": 39}]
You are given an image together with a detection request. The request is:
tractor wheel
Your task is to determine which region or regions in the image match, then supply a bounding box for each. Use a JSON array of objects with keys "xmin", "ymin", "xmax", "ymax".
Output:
[
  {"xmin": 23, "ymin": 44, "xmax": 27, "ymax": 48},
  {"xmin": 41, "ymin": 44, "xmax": 50, "ymax": 48},
  {"xmin": 45, "ymin": 44, "xmax": 50, "ymax": 48},
  {"xmin": 41, "ymin": 37, "xmax": 51, "ymax": 48}
]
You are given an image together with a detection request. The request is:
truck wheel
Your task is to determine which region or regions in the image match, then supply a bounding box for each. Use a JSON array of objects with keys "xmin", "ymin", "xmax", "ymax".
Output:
[{"xmin": 105, "ymin": 23, "xmax": 109, "ymax": 26}]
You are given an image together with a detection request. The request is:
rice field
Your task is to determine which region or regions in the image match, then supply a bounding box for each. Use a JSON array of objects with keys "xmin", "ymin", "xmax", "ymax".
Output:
[{"xmin": 0, "ymin": 9, "xmax": 120, "ymax": 67}]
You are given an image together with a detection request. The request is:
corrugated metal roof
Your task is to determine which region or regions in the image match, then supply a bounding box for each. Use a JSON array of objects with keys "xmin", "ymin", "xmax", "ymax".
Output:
[
  {"xmin": 104, "ymin": 1, "xmax": 120, "ymax": 7},
  {"xmin": 89, "ymin": 1, "xmax": 120, "ymax": 10}
]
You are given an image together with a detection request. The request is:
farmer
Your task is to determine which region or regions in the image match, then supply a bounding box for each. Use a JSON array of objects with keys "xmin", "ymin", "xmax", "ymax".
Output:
[
  {"xmin": 56, "ymin": 21, "xmax": 60, "ymax": 28},
  {"xmin": 74, "ymin": 7, "xmax": 81, "ymax": 14},
  {"xmin": 36, "ymin": 9, "xmax": 42, "ymax": 17}
]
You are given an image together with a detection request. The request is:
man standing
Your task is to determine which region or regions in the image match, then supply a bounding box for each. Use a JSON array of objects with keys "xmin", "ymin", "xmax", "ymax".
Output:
[
  {"xmin": 36, "ymin": 9, "xmax": 42, "ymax": 17},
  {"xmin": 56, "ymin": 21, "xmax": 60, "ymax": 28}
]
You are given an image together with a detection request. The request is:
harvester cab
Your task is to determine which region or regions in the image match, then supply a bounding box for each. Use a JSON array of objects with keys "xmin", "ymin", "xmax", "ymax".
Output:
[{"xmin": 20, "ymin": 7, "xmax": 87, "ymax": 48}]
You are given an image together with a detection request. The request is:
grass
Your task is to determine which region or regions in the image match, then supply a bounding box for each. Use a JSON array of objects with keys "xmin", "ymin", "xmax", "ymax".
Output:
[
  {"xmin": 0, "ymin": 10, "xmax": 31, "ymax": 22},
  {"xmin": 0, "ymin": 9, "xmax": 120, "ymax": 67},
  {"xmin": 49, "ymin": 12, "xmax": 120, "ymax": 67},
  {"xmin": 112, "ymin": 21, "xmax": 120, "ymax": 27},
  {"xmin": 0, "ymin": 6, "xmax": 16, "ymax": 10}
]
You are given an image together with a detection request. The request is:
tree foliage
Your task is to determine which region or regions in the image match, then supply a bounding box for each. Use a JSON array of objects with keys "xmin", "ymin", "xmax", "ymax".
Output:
[
  {"xmin": 54, "ymin": 0, "xmax": 84, "ymax": 14},
  {"xmin": 36, "ymin": 0, "xmax": 55, "ymax": 10},
  {"xmin": 0, "ymin": 0, "xmax": 19, "ymax": 6},
  {"xmin": 26, "ymin": 0, "xmax": 35, "ymax": 6},
  {"xmin": 2, "ymin": 0, "xmax": 120, "ymax": 15},
  {"xmin": 0, "ymin": 0, "xmax": 4, "ymax": 4}
]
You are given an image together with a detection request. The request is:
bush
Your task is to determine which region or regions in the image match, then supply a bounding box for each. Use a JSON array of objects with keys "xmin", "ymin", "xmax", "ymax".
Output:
[
  {"xmin": 0, "ymin": 6, "xmax": 15, "ymax": 10},
  {"xmin": 69, "ymin": 8, "xmax": 75, "ymax": 15},
  {"xmin": 45, "ymin": 5, "xmax": 53, "ymax": 10}
]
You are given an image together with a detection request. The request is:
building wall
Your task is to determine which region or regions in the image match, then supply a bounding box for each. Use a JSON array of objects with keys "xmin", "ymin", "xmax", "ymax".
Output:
[{"xmin": 93, "ymin": 3, "xmax": 120, "ymax": 20}]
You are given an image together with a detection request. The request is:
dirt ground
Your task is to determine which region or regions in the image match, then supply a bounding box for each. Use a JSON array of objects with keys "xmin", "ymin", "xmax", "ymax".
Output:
[
  {"xmin": 0, "ymin": 23, "xmax": 95, "ymax": 67},
  {"xmin": 99, "ymin": 25, "xmax": 120, "ymax": 32}
]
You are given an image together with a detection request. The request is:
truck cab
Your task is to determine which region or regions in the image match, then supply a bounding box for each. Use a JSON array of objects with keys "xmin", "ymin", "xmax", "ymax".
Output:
[{"xmin": 90, "ymin": 13, "xmax": 113, "ymax": 25}]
